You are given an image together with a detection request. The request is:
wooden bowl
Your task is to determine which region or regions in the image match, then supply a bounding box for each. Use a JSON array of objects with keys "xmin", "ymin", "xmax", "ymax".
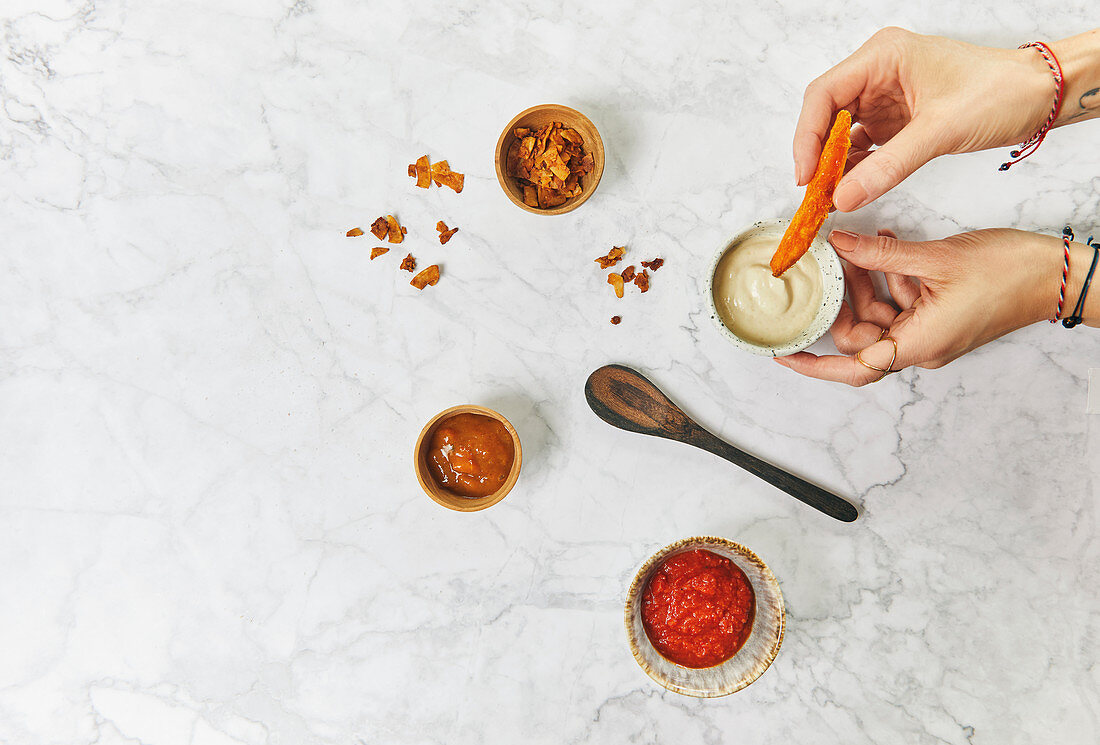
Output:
[
  {"xmin": 414, "ymin": 405, "xmax": 522, "ymax": 512},
  {"xmin": 494, "ymin": 104, "xmax": 605, "ymax": 216},
  {"xmin": 625, "ymin": 536, "xmax": 786, "ymax": 697}
]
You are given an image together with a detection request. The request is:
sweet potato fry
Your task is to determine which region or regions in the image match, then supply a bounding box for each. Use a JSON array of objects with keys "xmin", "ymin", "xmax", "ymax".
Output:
[
  {"xmin": 411, "ymin": 264, "xmax": 440, "ymax": 289},
  {"xmin": 346, "ymin": 227, "xmax": 364, "ymax": 237},
  {"xmin": 771, "ymin": 109, "xmax": 851, "ymax": 277},
  {"xmin": 370, "ymin": 247, "xmax": 389, "ymax": 260}
]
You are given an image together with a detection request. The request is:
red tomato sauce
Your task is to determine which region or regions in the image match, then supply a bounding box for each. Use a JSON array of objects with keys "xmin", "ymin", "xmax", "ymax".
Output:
[{"xmin": 641, "ymin": 549, "xmax": 755, "ymax": 668}]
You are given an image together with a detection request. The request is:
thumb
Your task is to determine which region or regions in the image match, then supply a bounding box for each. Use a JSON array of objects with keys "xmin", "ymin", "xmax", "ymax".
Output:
[
  {"xmin": 828, "ymin": 229, "xmax": 934, "ymax": 277},
  {"xmin": 833, "ymin": 122, "xmax": 937, "ymax": 211}
]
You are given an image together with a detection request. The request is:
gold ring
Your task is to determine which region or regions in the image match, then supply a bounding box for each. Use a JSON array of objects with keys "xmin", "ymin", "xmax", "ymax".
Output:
[
  {"xmin": 855, "ymin": 336, "xmax": 898, "ymax": 382},
  {"xmin": 877, "ymin": 327, "xmax": 889, "ymax": 341}
]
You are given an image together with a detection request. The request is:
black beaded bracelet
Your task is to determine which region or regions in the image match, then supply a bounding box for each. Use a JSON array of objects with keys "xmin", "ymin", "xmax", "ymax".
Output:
[{"xmin": 1062, "ymin": 234, "xmax": 1100, "ymax": 329}]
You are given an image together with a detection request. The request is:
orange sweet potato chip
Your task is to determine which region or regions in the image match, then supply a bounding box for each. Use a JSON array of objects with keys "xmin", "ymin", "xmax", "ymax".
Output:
[
  {"xmin": 411, "ymin": 264, "xmax": 440, "ymax": 290},
  {"xmin": 430, "ymin": 160, "xmax": 464, "ymax": 193},
  {"xmin": 610, "ymin": 315, "xmax": 622, "ymax": 325},
  {"xmin": 400, "ymin": 253, "xmax": 416, "ymax": 272},
  {"xmin": 595, "ymin": 246, "xmax": 624, "ymax": 269},
  {"xmin": 385, "ymin": 215, "xmax": 406, "ymax": 244},
  {"xmin": 346, "ymin": 227, "xmax": 364, "ymax": 237},
  {"xmin": 634, "ymin": 270, "xmax": 649, "ymax": 293},
  {"xmin": 410, "ymin": 155, "xmax": 431, "ymax": 189},
  {"xmin": 370, "ymin": 217, "xmax": 389, "ymax": 240},
  {"xmin": 436, "ymin": 221, "xmax": 459, "ymax": 245},
  {"xmin": 370, "ymin": 247, "xmax": 389, "ymax": 260},
  {"xmin": 641, "ymin": 258, "xmax": 664, "ymax": 271},
  {"xmin": 506, "ymin": 121, "xmax": 589, "ymax": 208},
  {"xmin": 620, "ymin": 265, "xmax": 636, "ymax": 282},
  {"xmin": 608, "ymin": 272, "xmax": 625, "ymax": 299},
  {"xmin": 771, "ymin": 109, "xmax": 852, "ymax": 276}
]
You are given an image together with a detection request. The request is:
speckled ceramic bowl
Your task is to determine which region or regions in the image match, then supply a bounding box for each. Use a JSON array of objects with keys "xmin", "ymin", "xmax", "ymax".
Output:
[
  {"xmin": 707, "ymin": 219, "xmax": 844, "ymax": 357},
  {"xmin": 625, "ymin": 536, "xmax": 785, "ymax": 697}
]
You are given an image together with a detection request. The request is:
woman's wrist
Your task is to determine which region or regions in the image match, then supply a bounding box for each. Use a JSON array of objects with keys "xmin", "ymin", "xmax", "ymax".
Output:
[
  {"xmin": 1051, "ymin": 29, "xmax": 1100, "ymax": 127},
  {"xmin": 1003, "ymin": 45, "xmax": 1063, "ymax": 145},
  {"xmin": 1062, "ymin": 240, "xmax": 1100, "ymax": 327}
]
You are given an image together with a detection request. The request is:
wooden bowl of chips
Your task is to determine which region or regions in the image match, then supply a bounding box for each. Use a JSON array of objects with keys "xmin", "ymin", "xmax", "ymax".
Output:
[{"xmin": 495, "ymin": 104, "xmax": 605, "ymax": 215}]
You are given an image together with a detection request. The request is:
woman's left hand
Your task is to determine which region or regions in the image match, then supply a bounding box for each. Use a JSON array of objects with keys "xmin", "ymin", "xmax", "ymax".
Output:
[{"xmin": 775, "ymin": 227, "xmax": 1070, "ymax": 386}]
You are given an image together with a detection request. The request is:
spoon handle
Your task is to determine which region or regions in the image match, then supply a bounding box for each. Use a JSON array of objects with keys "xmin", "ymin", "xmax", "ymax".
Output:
[
  {"xmin": 685, "ymin": 425, "xmax": 857, "ymax": 523},
  {"xmin": 584, "ymin": 364, "xmax": 858, "ymax": 522}
]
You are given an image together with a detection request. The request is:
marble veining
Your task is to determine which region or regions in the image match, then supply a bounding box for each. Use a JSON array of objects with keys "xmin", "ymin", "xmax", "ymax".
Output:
[{"xmin": 1, "ymin": 1, "xmax": 1097, "ymax": 743}]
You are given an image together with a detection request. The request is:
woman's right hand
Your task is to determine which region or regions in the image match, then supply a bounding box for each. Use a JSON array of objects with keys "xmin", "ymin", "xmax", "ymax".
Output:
[
  {"xmin": 794, "ymin": 27, "xmax": 1055, "ymax": 211},
  {"xmin": 774, "ymin": 227, "xmax": 1098, "ymax": 387}
]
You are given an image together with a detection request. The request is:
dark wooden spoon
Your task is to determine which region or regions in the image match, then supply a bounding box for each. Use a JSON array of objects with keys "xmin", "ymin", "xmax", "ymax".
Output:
[{"xmin": 584, "ymin": 364, "xmax": 858, "ymax": 522}]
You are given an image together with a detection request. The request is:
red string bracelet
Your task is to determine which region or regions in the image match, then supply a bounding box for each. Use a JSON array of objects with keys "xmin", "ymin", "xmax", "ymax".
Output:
[
  {"xmin": 1052, "ymin": 227, "xmax": 1072, "ymax": 322},
  {"xmin": 1000, "ymin": 42, "xmax": 1065, "ymax": 171}
]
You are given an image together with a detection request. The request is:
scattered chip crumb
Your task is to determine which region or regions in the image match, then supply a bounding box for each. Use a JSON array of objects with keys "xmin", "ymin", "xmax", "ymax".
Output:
[
  {"xmin": 436, "ymin": 221, "xmax": 459, "ymax": 245},
  {"xmin": 411, "ymin": 264, "xmax": 440, "ymax": 289},
  {"xmin": 608, "ymin": 272, "xmax": 624, "ymax": 299},
  {"xmin": 400, "ymin": 253, "xmax": 416, "ymax": 272},
  {"xmin": 370, "ymin": 247, "xmax": 389, "ymax": 260},
  {"xmin": 346, "ymin": 227, "xmax": 364, "ymax": 237},
  {"xmin": 610, "ymin": 316, "xmax": 622, "ymax": 325},
  {"xmin": 635, "ymin": 270, "xmax": 649, "ymax": 293},
  {"xmin": 641, "ymin": 257, "xmax": 664, "ymax": 271},
  {"xmin": 370, "ymin": 217, "xmax": 389, "ymax": 240},
  {"xmin": 595, "ymin": 246, "xmax": 624, "ymax": 269},
  {"xmin": 620, "ymin": 265, "xmax": 636, "ymax": 282}
]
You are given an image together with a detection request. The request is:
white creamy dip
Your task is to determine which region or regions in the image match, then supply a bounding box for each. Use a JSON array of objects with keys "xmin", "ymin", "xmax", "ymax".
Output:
[{"xmin": 712, "ymin": 233, "xmax": 823, "ymax": 346}]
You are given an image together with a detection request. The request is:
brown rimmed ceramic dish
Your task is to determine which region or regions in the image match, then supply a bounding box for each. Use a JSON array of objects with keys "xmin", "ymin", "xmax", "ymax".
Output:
[
  {"xmin": 494, "ymin": 103, "xmax": 605, "ymax": 215},
  {"xmin": 625, "ymin": 536, "xmax": 785, "ymax": 697},
  {"xmin": 414, "ymin": 405, "xmax": 522, "ymax": 512}
]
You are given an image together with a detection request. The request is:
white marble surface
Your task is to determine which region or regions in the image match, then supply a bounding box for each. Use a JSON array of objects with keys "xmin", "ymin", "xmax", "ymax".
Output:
[{"xmin": 2, "ymin": 1, "xmax": 1098, "ymax": 743}]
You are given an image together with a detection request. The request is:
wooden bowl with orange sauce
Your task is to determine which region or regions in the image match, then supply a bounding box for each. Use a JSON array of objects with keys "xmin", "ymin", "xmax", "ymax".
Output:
[{"xmin": 414, "ymin": 405, "xmax": 522, "ymax": 512}]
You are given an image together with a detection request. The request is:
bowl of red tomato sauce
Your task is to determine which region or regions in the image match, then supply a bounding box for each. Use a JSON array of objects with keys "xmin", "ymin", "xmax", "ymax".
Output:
[{"xmin": 624, "ymin": 536, "xmax": 785, "ymax": 697}]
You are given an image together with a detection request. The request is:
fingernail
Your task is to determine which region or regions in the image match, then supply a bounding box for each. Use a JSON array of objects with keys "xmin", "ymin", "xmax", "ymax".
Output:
[
  {"xmin": 829, "ymin": 229, "xmax": 859, "ymax": 250},
  {"xmin": 833, "ymin": 180, "xmax": 867, "ymax": 212},
  {"xmin": 773, "ymin": 358, "xmax": 789, "ymax": 367},
  {"xmin": 795, "ymin": 163, "xmax": 803, "ymax": 185}
]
